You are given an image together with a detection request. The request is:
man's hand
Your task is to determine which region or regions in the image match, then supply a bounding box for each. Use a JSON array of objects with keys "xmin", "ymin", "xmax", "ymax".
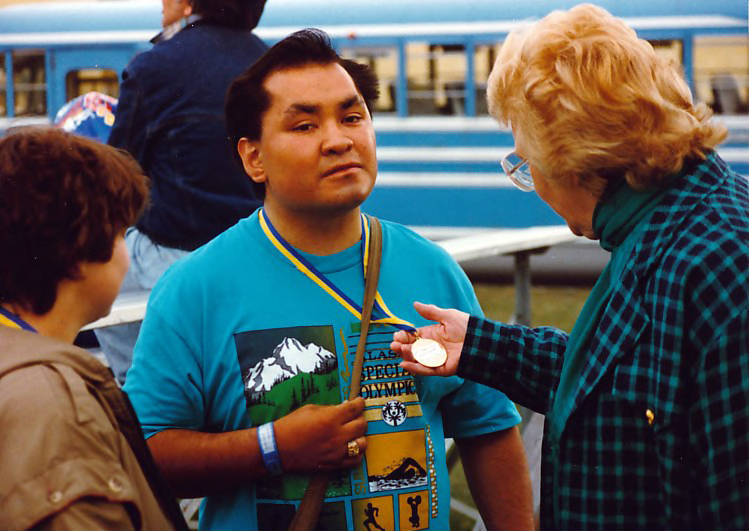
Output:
[
  {"xmin": 390, "ymin": 301, "xmax": 469, "ymax": 377},
  {"xmin": 274, "ymin": 397, "xmax": 367, "ymax": 472},
  {"xmin": 146, "ymin": 398, "xmax": 367, "ymax": 498}
]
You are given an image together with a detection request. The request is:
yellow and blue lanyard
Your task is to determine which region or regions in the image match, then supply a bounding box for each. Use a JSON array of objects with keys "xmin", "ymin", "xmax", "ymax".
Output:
[
  {"xmin": 0, "ymin": 306, "xmax": 36, "ymax": 332},
  {"xmin": 258, "ymin": 209, "xmax": 417, "ymax": 333}
]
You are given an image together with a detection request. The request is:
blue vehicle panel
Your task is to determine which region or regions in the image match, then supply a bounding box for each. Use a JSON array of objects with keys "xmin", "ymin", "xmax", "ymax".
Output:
[{"xmin": 1, "ymin": 0, "xmax": 746, "ymax": 231}]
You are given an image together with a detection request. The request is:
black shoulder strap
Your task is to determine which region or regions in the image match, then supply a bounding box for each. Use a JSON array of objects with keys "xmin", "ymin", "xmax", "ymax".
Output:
[{"xmin": 110, "ymin": 388, "xmax": 190, "ymax": 531}]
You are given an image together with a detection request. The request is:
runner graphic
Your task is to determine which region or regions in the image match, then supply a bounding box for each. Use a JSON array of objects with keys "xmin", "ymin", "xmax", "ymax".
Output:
[
  {"xmin": 362, "ymin": 502, "xmax": 386, "ymax": 531},
  {"xmin": 353, "ymin": 497, "xmax": 394, "ymax": 531}
]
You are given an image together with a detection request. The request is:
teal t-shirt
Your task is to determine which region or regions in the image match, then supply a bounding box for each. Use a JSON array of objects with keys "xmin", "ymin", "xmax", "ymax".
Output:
[{"xmin": 125, "ymin": 211, "xmax": 520, "ymax": 531}]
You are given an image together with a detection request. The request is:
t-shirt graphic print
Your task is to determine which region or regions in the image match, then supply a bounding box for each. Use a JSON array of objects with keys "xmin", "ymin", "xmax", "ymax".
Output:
[
  {"xmin": 235, "ymin": 322, "xmax": 433, "ymax": 531},
  {"xmin": 124, "ymin": 213, "xmax": 521, "ymax": 531}
]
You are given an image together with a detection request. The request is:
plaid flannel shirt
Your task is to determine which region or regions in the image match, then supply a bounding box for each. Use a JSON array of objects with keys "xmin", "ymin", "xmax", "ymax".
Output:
[{"xmin": 458, "ymin": 153, "xmax": 749, "ymax": 530}]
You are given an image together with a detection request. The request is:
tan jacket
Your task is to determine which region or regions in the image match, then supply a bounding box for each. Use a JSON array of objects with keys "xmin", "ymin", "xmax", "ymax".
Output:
[{"xmin": 0, "ymin": 327, "xmax": 187, "ymax": 531}]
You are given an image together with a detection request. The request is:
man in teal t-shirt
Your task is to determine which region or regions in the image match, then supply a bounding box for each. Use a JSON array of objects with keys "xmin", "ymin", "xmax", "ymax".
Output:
[{"xmin": 124, "ymin": 29, "xmax": 533, "ymax": 531}]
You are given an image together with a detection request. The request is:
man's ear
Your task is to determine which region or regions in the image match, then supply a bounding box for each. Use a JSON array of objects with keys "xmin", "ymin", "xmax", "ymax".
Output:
[
  {"xmin": 237, "ymin": 138, "xmax": 266, "ymax": 185},
  {"xmin": 183, "ymin": 2, "xmax": 193, "ymax": 17}
]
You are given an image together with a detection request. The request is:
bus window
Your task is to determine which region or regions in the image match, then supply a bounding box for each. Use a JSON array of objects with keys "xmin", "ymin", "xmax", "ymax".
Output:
[
  {"xmin": 650, "ymin": 39, "xmax": 683, "ymax": 66},
  {"xmin": 66, "ymin": 69, "xmax": 119, "ymax": 101},
  {"xmin": 474, "ymin": 43, "xmax": 501, "ymax": 115},
  {"xmin": 340, "ymin": 46, "xmax": 397, "ymax": 113},
  {"xmin": 13, "ymin": 50, "xmax": 46, "ymax": 116},
  {"xmin": 694, "ymin": 35, "xmax": 749, "ymax": 114},
  {"xmin": 406, "ymin": 42, "xmax": 466, "ymax": 116},
  {"xmin": 1, "ymin": 54, "xmax": 6, "ymax": 117}
]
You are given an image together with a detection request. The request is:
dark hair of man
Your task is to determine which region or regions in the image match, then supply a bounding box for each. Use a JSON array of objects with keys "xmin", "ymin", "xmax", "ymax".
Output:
[
  {"xmin": 225, "ymin": 28, "xmax": 380, "ymax": 198},
  {"xmin": 0, "ymin": 127, "xmax": 149, "ymax": 315},
  {"xmin": 191, "ymin": 0, "xmax": 267, "ymax": 30}
]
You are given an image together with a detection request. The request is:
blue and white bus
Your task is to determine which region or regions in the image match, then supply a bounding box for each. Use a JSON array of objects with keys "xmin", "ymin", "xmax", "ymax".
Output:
[{"xmin": 1, "ymin": 0, "xmax": 747, "ymax": 232}]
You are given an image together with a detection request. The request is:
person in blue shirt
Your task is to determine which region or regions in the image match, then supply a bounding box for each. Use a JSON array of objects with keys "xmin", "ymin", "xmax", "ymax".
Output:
[
  {"xmin": 124, "ymin": 29, "xmax": 534, "ymax": 531},
  {"xmin": 95, "ymin": 0, "xmax": 268, "ymax": 384}
]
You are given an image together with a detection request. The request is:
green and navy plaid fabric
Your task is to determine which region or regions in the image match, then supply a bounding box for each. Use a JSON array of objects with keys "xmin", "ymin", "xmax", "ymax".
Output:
[{"xmin": 458, "ymin": 152, "xmax": 749, "ymax": 530}]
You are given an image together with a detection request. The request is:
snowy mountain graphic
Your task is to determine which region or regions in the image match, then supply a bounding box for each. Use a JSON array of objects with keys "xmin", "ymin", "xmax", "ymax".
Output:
[{"xmin": 244, "ymin": 337, "xmax": 337, "ymax": 396}]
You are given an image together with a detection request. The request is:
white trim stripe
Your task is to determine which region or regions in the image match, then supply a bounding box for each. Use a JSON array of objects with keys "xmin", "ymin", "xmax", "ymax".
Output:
[
  {"xmin": 254, "ymin": 16, "xmax": 745, "ymax": 39},
  {"xmin": 375, "ymin": 116, "xmax": 509, "ymax": 132},
  {"xmin": 719, "ymin": 148, "xmax": 749, "ymax": 162},
  {"xmin": 376, "ymin": 172, "xmax": 513, "ymax": 188},
  {"xmin": 377, "ymin": 146, "xmax": 510, "ymax": 161},
  {"xmin": 0, "ymin": 30, "xmax": 156, "ymax": 46},
  {"xmin": 0, "ymin": 15, "xmax": 744, "ymax": 46},
  {"xmin": 375, "ymin": 170, "xmax": 748, "ymax": 189},
  {"xmin": 377, "ymin": 146, "xmax": 749, "ymax": 163}
]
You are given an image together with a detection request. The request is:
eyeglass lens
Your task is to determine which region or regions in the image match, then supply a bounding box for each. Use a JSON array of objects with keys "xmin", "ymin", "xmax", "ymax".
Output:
[{"xmin": 502, "ymin": 152, "xmax": 534, "ymax": 191}]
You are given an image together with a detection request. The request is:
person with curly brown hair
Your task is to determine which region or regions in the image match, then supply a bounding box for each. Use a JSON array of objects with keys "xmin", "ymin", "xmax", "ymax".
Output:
[{"xmin": 0, "ymin": 127, "xmax": 187, "ymax": 531}]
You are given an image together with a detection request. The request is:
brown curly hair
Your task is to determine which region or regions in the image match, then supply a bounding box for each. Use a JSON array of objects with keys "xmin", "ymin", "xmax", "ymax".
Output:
[{"xmin": 0, "ymin": 127, "xmax": 149, "ymax": 315}]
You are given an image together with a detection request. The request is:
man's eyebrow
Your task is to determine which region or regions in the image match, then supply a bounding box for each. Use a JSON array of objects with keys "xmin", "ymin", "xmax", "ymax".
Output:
[
  {"xmin": 283, "ymin": 95, "xmax": 364, "ymax": 116},
  {"xmin": 284, "ymin": 103, "xmax": 319, "ymax": 116},
  {"xmin": 340, "ymin": 95, "xmax": 364, "ymax": 110}
]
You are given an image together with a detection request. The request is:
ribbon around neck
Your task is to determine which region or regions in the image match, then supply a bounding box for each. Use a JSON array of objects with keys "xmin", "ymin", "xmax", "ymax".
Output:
[
  {"xmin": 258, "ymin": 209, "xmax": 416, "ymax": 332},
  {"xmin": 0, "ymin": 306, "xmax": 37, "ymax": 332}
]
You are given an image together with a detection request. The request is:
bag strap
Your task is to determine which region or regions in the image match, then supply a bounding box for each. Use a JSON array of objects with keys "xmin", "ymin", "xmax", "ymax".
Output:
[
  {"xmin": 287, "ymin": 215, "xmax": 382, "ymax": 531},
  {"xmin": 350, "ymin": 215, "xmax": 382, "ymax": 400}
]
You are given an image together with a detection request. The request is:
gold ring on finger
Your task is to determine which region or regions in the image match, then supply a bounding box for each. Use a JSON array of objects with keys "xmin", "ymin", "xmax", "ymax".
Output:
[{"xmin": 346, "ymin": 440, "xmax": 360, "ymax": 458}]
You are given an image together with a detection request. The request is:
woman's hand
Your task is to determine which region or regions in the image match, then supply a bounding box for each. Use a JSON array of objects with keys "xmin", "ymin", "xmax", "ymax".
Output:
[{"xmin": 390, "ymin": 301, "xmax": 469, "ymax": 377}]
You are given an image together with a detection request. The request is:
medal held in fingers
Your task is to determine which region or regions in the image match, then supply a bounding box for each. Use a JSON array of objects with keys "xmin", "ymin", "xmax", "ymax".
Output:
[{"xmin": 411, "ymin": 338, "xmax": 447, "ymax": 367}]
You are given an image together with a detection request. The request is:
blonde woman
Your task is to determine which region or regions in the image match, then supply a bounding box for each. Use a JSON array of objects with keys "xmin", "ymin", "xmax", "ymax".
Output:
[{"xmin": 392, "ymin": 4, "xmax": 749, "ymax": 530}]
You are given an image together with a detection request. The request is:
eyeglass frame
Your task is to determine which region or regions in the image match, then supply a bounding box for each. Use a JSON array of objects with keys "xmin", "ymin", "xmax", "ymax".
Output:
[{"xmin": 501, "ymin": 151, "xmax": 534, "ymax": 192}]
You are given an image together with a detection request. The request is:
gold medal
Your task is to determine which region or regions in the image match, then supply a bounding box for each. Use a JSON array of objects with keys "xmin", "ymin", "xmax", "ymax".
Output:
[{"xmin": 411, "ymin": 338, "xmax": 447, "ymax": 367}]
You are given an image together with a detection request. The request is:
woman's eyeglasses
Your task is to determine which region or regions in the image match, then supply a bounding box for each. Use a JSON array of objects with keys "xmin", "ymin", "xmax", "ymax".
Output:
[{"xmin": 501, "ymin": 151, "xmax": 534, "ymax": 191}]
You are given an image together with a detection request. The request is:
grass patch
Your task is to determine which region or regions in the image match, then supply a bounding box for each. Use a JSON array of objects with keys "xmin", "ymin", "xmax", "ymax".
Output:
[{"xmin": 473, "ymin": 282, "xmax": 591, "ymax": 332}]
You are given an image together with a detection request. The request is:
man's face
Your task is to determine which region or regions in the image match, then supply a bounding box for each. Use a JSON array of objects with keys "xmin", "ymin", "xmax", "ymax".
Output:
[
  {"xmin": 240, "ymin": 63, "xmax": 377, "ymax": 218},
  {"xmin": 161, "ymin": 0, "xmax": 190, "ymax": 27}
]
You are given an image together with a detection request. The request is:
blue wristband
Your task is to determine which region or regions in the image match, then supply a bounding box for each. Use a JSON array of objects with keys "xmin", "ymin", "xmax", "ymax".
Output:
[{"xmin": 257, "ymin": 422, "xmax": 283, "ymax": 476}]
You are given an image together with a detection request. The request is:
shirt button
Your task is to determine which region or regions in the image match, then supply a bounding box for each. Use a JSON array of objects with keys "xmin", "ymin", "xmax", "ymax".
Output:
[
  {"xmin": 48, "ymin": 491, "xmax": 63, "ymax": 504},
  {"xmin": 108, "ymin": 477, "xmax": 124, "ymax": 493},
  {"xmin": 645, "ymin": 409, "xmax": 655, "ymax": 426}
]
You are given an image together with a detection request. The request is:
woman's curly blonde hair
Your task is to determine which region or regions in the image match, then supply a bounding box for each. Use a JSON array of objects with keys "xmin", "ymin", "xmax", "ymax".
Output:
[{"xmin": 487, "ymin": 3, "xmax": 727, "ymax": 193}]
